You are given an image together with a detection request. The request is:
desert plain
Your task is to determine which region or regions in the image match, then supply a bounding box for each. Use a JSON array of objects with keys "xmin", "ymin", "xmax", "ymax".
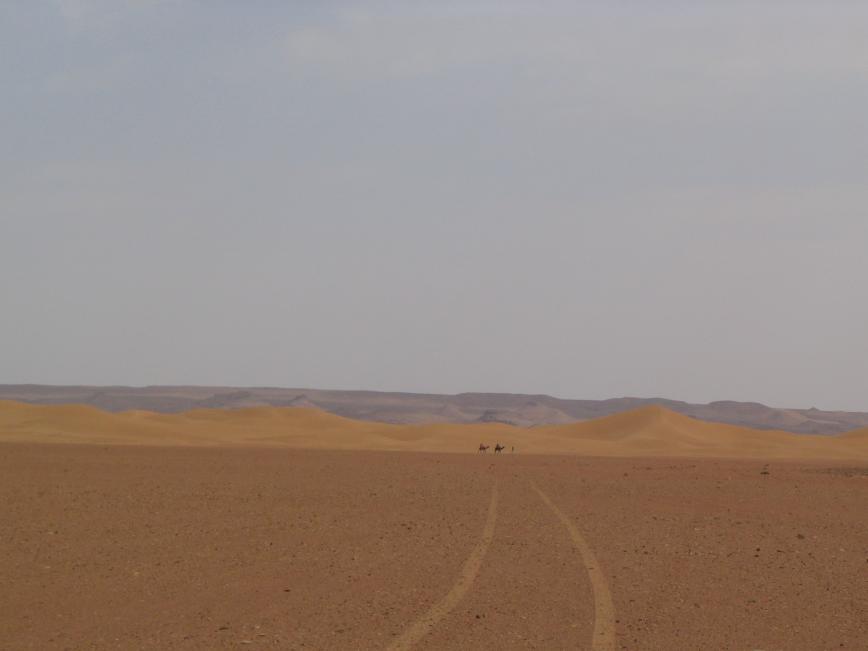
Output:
[{"xmin": 1, "ymin": 401, "xmax": 866, "ymax": 650}]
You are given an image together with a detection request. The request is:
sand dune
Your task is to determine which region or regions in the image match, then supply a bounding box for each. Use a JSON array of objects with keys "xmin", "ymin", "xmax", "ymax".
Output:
[
  {"xmin": 839, "ymin": 426, "xmax": 868, "ymax": 441},
  {"xmin": 0, "ymin": 400, "xmax": 865, "ymax": 460},
  {"xmin": 527, "ymin": 405, "xmax": 868, "ymax": 459},
  {"xmin": 5, "ymin": 385, "xmax": 868, "ymax": 434}
]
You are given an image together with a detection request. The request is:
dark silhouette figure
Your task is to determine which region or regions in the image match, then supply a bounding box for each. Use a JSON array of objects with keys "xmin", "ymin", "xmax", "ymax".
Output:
[{"xmin": 494, "ymin": 443, "xmax": 505, "ymax": 454}]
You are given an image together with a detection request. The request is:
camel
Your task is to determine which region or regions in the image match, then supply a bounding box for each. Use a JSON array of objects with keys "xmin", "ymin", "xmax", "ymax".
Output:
[
  {"xmin": 478, "ymin": 443, "xmax": 490, "ymax": 453},
  {"xmin": 494, "ymin": 443, "xmax": 505, "ymax": 454}
]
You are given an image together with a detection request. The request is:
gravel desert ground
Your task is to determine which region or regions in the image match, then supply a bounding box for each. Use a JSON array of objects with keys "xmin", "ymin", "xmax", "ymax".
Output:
[{"xmin": 1, "ymin": 443, "xmax": 865, "ymax": 650}]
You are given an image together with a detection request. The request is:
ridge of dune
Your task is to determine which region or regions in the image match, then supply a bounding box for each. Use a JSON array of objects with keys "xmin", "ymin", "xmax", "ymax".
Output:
[
  {"xmin": 5, "ymin": 386, "xmax": 868, "ymax": 434},
  {"xmin": 534, "ymin": 404, "xmax": 683, "ymax": 440},
  {"xmin": 0, "ymin": 400, "xmax": 866, "ymax": 460},
  {"xmin": 839, "ymin": 427, "xmax": 868, "ymax": 440}
]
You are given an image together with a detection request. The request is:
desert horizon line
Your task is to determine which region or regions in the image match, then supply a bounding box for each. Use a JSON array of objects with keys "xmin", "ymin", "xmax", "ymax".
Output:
[
  {"xmin": 0, "ymin": 398, "xmax": 858, "ymax": 436},
  {"xmin": 1, "ymin": 398, "xmax": 865, "ymax": 462},
  {"xmin": 0, "ymin": 382, "xmax": 862, "ymax": 414},
  {"xmin": 4, "ymin": 384, "xmax": 867, "ymax": 436}
]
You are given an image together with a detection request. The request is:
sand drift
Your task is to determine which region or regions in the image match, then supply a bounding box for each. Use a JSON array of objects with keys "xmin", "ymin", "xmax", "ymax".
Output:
[{"xmin": 1, "ymin": 400, "xmax": 866, "ymax": 460}]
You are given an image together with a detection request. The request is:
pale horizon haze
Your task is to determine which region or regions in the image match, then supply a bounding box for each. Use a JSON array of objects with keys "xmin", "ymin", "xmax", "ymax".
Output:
[{"xmin": 2, "ymin": 1, "xmax": 868, "ymax": 410}]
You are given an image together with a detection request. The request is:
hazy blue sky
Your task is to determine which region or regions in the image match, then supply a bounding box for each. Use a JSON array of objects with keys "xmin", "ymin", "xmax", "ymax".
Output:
[{"xmin": 2, "ymin": 1, "xmax": 867, "ymax": 409}]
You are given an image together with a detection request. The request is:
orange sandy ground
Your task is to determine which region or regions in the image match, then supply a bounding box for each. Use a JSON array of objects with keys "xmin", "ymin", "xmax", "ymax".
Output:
[{"xmin": 1, "ymin": 443, "xmax": 865, "ymax": 650}]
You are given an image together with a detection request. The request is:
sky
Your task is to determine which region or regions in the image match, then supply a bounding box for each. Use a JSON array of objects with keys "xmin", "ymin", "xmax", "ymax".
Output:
[{"xmin": 2, "ymin": 1, "xmax": 868, "ymax": 410}]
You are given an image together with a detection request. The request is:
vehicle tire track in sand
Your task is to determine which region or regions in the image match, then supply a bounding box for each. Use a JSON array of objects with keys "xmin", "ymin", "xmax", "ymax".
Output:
[
  {"xmin": 387, "ymin": 481, "xmax": 499, "ymax": 651},
  {"xmin": 531, "ymin": 481, "xmax": 616, "ymax": 651}
]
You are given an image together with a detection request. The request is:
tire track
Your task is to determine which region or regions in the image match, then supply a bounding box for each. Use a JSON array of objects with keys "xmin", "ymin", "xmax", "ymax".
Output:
[
  {"xmin": 531, "ymin": 481, "xmax": 616, "ymax": 651},
  {"xmin": 387, "ymin": 480, "xmax": 499, "ymax": 651}
]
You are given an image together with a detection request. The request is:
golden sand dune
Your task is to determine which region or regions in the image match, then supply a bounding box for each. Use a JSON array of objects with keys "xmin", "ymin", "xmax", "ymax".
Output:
[
  {"xmin": 0, "ymin": 400, "xmax": 865, "ymax": 460},
  {"xmin": 839, "ymin": 426, "xmax": 868, "ymax": 441},
  {"xmin": 528, "ymin": 405, "xmax": 868, "ymax": 459}
]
